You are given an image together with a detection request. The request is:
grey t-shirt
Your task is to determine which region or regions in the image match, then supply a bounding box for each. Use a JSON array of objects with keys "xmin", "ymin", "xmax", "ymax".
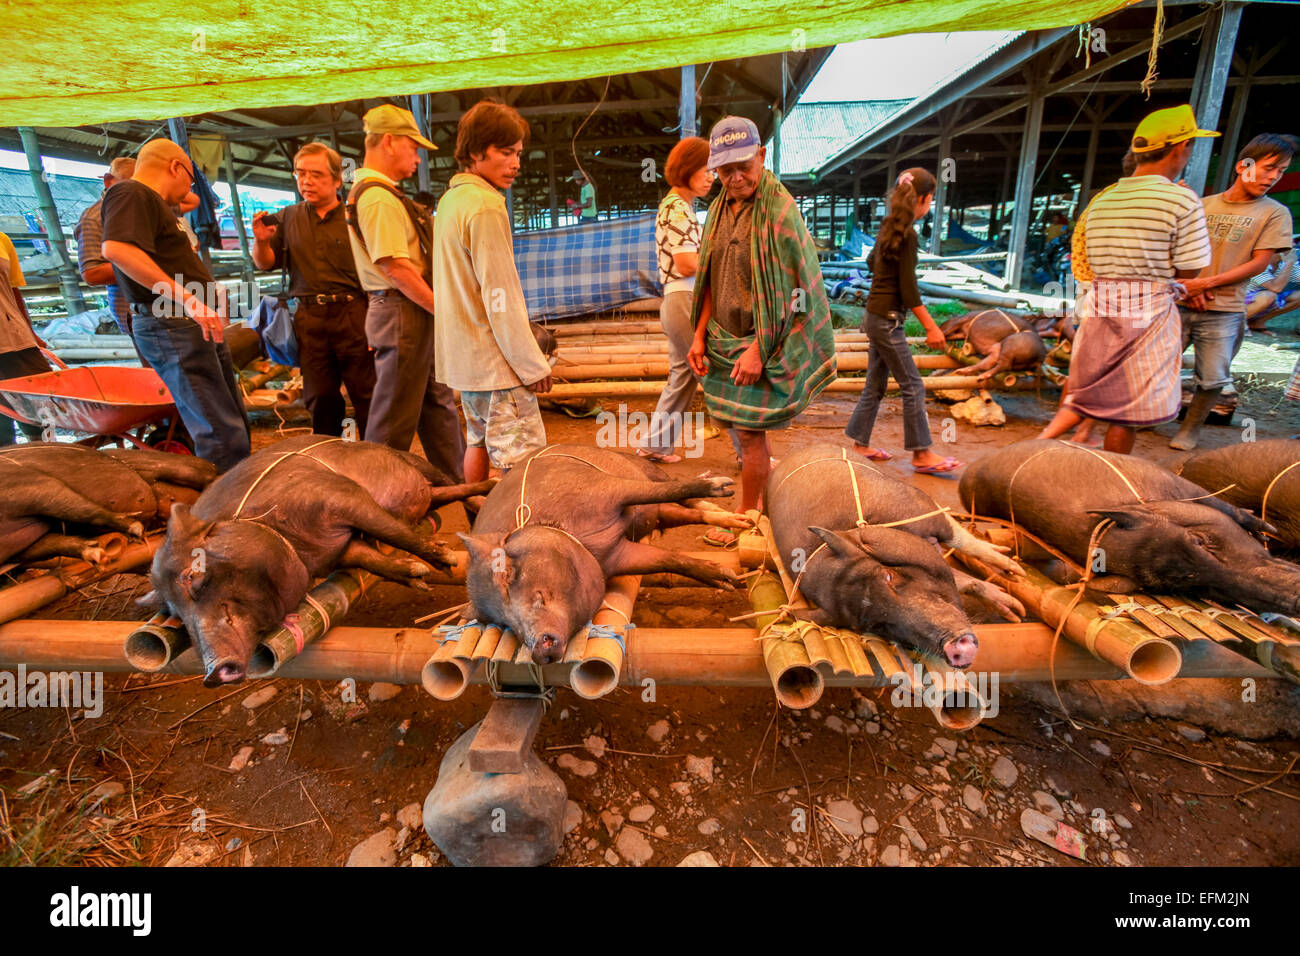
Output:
[
  {"xmin": 710, "ymin": 197, "xmax": 754, "ymax": 338},
  {"xmin": 1198, "ymin": 192, "xmax": 1294, "ymax": 313}
]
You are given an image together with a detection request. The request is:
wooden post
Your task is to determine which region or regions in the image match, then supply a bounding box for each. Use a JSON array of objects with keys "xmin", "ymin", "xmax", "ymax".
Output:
[
  {"xmin": 223, "ymin": 140, "xmax": 255, "ymax": 287},
  {"xmin": 15, "ymin": 127, "xmax": 86, "ymax": 315},
  {"xmin": 468, "ymin": 697, "xmax": 546, "ymax": 773},
  {"xmin": 851, "ymin": 170, "xmax": 861, "ymax": 233},
  {"xmin": 1079, "ymin": 104, "xmax": 1102, "ymax": 212},
  {"xmin": 547, "ymin": 132, "xmax": 559, "ymax": 228},
  {"xmin": 679, "ymin": 64, "xmax": 697, "ymax": 138},
  {"xmin": 1006, "ymin": 80, "xmax": 1045, "ymax": 290},
  {"xmin": 930, "ymin": 119, "xmax": 952, "ymax": 255},
  {"xmin": 1186, "ymin": 2, "xmax": 1244, "ymax": 196},
  {"xmin": 1214, "ymin": 78, "xmax": 1251, "ymax": 194}
]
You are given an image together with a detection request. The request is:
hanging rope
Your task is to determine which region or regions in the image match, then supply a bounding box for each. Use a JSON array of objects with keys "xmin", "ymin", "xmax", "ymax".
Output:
[{"xmin": 1141, "ymin": 0, "xmax": 1166, "ymax": 99}]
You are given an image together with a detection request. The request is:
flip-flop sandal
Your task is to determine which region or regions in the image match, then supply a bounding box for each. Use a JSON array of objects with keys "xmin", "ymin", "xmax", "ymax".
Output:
[
  {"xmin": 857, "ymin": 448, "xmax": 893, "ymax": 461},
  {"xmin": 702, "ymin": 526, "xmax": 739, "ymax": 548},
  {"xmin": 913, "ymin": 457, "xmax": 964, "ymax": 475},
  {"xmin": 636, "ymin": 448, "xmax": 683, "ymax": 464}
]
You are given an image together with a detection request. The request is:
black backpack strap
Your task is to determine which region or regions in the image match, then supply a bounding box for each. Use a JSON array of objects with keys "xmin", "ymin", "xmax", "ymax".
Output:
[{"xmin": 346, "ymin": 178, "xmax": 432, "ymax": 264}]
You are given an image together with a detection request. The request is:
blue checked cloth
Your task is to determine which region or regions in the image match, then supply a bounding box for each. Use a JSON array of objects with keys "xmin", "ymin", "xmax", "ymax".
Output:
[{"xmin": 513, "ymin": 213, "xmax": 662, "ymax": 322}]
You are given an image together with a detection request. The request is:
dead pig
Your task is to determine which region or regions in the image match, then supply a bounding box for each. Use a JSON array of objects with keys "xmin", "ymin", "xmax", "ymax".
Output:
[
  {"xmin": 148, "ymin": 435, "xmax": 494, "ymax": 685},
  {"xmin": 1171, "ymin": 439, "xmax": 1300, "ymax": 550},
  {"xmin": 949, "ymin": 310, "xmax": 1045, "ymax": 382},
  {"xmin": 959, "ymin": 439, "xmax": 1300, "ymax": 615},
  {"xmin": 766, "ymin": 444, "xmax": 1024, "ymax": 668},
  {"xmin": 459, "ymin": 444, "xmax": 740, "ymax": 664}
]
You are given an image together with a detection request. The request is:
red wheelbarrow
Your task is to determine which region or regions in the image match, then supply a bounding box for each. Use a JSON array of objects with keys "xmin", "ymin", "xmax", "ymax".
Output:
[{"xmin": 0, "ymin": 352, "xmax": 193, "ymax": 453}]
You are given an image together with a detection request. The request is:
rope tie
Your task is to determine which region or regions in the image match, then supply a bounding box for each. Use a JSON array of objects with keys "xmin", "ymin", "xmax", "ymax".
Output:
[
  {"xmin": 1260, "ymin": 460, "xmax": 1300, "ymax": 528},
  {"xmin": 435, "ymin": 619, "xmax": 481, "ymax": 645},
  {"xmin": 587, "ymin": 620, "xmax": 634, "ymax": 652},
  {"xmin": 280, "ymin": 613, "xmax": 306, "ymax": 654},
  {"xmin": 485, "ymin": 658, "xmax": 555, "ymax": 706},
  {"xmin": 302, "ymin": 591, "xmax": 331, "ymax": 634},
  {"xmin": 234, "ymin": 437, "xmax": 343, "ymax": 516}
]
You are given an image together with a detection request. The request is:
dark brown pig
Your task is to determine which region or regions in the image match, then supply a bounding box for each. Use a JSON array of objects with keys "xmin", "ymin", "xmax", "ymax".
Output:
[
  {"xmin": 148, "ymin": 436, "xmax": 494, "ymax": 685},
  {"xmin": 951, "ymin": 310, "xmax": 1045, "ymax": 382},
  {"xmin": 960, "ymin": 440, "xmax": 1300, "ymax": 614},
  {"xmin": 459, "ymin": 445, "xmax": 739, "ymax": 664},
  {"xmin": 766, "ymin": 444, "xmax": 1024, "ymax": 668},
  {"xmin": 1171, "ymin": 439, "xmax": 1300, "ymax": 550}
]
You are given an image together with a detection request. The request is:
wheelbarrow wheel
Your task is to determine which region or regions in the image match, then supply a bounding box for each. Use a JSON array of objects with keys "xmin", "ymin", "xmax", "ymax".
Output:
[{"xmin": 145, "ymin": 418, "xmax": 195, "ymax": 456}]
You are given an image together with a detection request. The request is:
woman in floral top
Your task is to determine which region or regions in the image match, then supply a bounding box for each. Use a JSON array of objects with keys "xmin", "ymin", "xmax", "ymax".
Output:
[{"xmin": 639, "ymin": 137, "xmax": 718, "ymax": 462}]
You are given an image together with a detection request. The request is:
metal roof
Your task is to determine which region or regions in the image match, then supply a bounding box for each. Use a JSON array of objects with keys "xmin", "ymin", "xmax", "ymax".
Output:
[
  {"xmin": 0, "ymin": 167, "xmax": 101, "ymax": 228},
  {"xmin": 769, "ymin": 99, "xmax": 912, "ymax": 178}
]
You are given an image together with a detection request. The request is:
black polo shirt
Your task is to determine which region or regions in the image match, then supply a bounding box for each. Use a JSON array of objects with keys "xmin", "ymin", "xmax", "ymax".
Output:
[
  {"xmin": 101, "ymin": 180, "xmax": 215, "ymax": 306},
  {"xmin": 268, "ymin": 201, "xmax": 363, "ymax": 297}
]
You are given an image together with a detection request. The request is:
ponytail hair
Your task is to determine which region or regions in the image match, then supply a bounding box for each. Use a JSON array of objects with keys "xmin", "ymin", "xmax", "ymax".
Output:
[{"xmin": 875, "ymin": 167, "xmax": 937, "ymax": 263}]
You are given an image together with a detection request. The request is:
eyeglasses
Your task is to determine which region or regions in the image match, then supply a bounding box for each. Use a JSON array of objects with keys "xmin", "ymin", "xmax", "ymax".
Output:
[
  {"xmin": 294, "ymin": 168, "xmax": 332, "ymax": 182},
  {"xmin": 173, "ymin": 160, "xmax": 195, "ymax": 185}
]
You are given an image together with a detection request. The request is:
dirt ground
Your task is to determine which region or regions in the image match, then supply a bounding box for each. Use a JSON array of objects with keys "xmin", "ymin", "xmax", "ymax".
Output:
[{"xmin": 2, "ymin": 327, "xmax": 1299, "ymax": 868}]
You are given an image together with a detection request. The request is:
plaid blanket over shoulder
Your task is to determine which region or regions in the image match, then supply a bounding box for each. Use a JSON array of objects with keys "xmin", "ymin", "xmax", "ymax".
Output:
[{"xmin": 690, "ymin": 170, "xmax": 837, "ymax": 428}]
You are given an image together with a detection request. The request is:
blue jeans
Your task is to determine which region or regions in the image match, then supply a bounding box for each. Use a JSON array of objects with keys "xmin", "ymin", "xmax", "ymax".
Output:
[
  {"xmin": 1179, "ymin": 307, "xmax": 1245, "ymax": 390},
  {"xmin": 845, "ymin": 310, "xmax": 932, "ymax": 451},
  {"xmin": 132, "ymin": 310, "xmax": 251, "ymax": 473}
]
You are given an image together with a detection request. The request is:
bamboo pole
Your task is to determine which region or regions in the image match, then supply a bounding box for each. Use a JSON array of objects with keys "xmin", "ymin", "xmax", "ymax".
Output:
[
  {"xmin": 542, "ymin": 374, "xmax": 1043, "ymax": 399},
  {"xmin": 123, "ymin": 611, "xmax": 189, "ymax": 671},
  {"xmin": 421, "ymin": 621, "xmax": 481, "ymax": 701},
  {"xmin": 0, "ymin": 621, "xmax": 1271, "ymax": 685},
  {"xmin": 240, "ymin": 364, "xmax": 291, "ymax": 390},
  {"xmin": 570, "ymin": 575, "xmax": 640, "ymax": 699},
  {"xmin": 749, "ymin": 513, "xmax": 824, "ymax": 709},
  {"xmin": 0, "ymin": 536, "xmax": 160, "ymax": 626},
  {"xmin": 247, "ymin": 569, "xmax": 373, "ymax": 678},
  {"xmin": 961, "ymin": 559, "xmax": 1182, "ymax": 685},
  {"xmin": 552, "ymin": 354, "xmax": 958, "ymax": 376}
]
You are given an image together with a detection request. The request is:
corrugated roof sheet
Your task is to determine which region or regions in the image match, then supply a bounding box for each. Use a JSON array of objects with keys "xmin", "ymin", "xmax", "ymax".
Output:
[
  {"xmin": 0, "ymin": 168, "xmax": 102, "ymax": 229},
  {"xmin": 769, "ymin": 99, "xmax": 913, "ymax": 178}
]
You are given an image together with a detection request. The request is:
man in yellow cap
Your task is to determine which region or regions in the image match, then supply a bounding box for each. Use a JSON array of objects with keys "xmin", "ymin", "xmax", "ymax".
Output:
[
  {"xmin": 1038, "ymin": 105, "xmax": 1214, "ymax": 454},
  {"xmin": 345, "ymin": 104, "xmax": 465, "ymax": 480}
]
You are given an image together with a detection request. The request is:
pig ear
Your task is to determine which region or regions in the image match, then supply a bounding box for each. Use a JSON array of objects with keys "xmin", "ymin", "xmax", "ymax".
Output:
[
  {"xmin": 458, "ymin": 532, "xmax": 514, "ymax": 593},
  {"xmin": 167, "ymin": 501, "xmax": 215, "ymax": 540},
  {"xmin": 809, "ymin": 526, "xmax": 866, "ymax": 560}
]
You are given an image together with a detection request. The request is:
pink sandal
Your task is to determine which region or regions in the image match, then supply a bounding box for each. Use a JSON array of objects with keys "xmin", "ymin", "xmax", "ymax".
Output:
[
  {"xmin": 913, "ymin": 456, "xmax": 964, "ymax": 475},
  {"xmin": 636, "ymin": 448, "xmax": 683, "ymax": 464}
]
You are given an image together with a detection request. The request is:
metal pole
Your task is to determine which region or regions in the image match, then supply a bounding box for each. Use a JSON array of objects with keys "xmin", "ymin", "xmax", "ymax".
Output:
[
  {"xmin": 772, "ymin": 106, "xmax": 782, "ymax": 182},
  {"xmin": 930, "ymin": 120, "xmax": 952, "ymax": 255},
  {"xmin": 166, "ymin": 118, "xmax": 210, "ymax": 270},
  {"xmin": 547, "ymin": 143, "xmax": 558, "ymax": 228},
  {"xmin": 223, "ymin": 139, "xmax": 255, "ymax": 288},
  {"xmin": 679, "ymin": 64, "xmax": 696, "ymax": 138},
  {"xmin": 1079, "ymin": 112, "xmax": 1101, "ymax": 213},
  {"xmin": 1007, "ymin": 84, "xmax": 1045, "ymax": 290},
  {"xmin": 411, "ymin": 94, "xmax": 432, "ymax": 194},
  {"xmin": 16, "ymin": 127, "xmax": 86, "ymax": 315},
  {"xmin": 1186, "ymin": 2, "xmax": 1243, "ymax": 195}
]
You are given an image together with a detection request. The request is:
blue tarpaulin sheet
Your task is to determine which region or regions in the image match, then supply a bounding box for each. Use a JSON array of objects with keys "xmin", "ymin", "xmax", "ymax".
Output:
[{"xmin": 514, "ymin": 213, "xmax": 662, "ymax": 322}]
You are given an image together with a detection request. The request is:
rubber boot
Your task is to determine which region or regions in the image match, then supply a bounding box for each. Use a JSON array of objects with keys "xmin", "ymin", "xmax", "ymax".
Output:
[{"xmin": 1169, "ymin": 387, "xmax": 1223, "ymax": 451}]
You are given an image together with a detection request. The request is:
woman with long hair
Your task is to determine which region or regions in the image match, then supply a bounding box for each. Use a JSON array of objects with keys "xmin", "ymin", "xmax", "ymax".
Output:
[
  {"xmin": 845, "ymin": 167, "xmax": 961, "ymax": 473},
  {"xmin": 639, "ymin": 136, "xmax": 718, "ymax": 463}
]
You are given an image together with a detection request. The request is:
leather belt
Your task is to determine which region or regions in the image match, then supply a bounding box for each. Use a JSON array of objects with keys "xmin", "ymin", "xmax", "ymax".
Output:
[
  {"xmin": 366, "ymin": 289, "xmax": 405, "ymax": 299},
  {"xmin": 295, "ymin": 292, "xmax": 359, "ymax": 305}
]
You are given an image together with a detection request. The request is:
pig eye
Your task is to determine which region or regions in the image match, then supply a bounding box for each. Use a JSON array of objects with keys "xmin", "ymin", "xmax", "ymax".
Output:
[{"xmin": 881, "ymin": 570, "xmax": 895, "ymax": 586}]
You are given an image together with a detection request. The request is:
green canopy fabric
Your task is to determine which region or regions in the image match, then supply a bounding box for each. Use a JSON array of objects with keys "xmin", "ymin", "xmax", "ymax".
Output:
[{"xmin": 1, "ymin": 0, "xmax": 1135, "ymax": 127}]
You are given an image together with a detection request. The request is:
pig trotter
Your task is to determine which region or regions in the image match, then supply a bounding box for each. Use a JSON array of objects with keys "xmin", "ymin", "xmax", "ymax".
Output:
[
  {"xmin": 951, "ymin": 568, "xmax": 1024, "ymax": 622},
  {"xmin": 606, "ymin": 540, "xmax": 741, "ymax": 589},
  {"xmin": 340, "ymin": 539, "xmax": 442, "ymax": 588}
]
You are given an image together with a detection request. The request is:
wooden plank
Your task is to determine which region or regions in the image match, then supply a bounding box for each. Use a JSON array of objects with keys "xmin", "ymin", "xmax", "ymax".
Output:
[{"xmin": 468, "ymin": 697, "xmax": 546, "ymax": 774}]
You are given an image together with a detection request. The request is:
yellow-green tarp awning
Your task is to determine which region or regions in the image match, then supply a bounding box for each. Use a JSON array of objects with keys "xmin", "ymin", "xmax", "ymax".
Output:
[{"xmin": 1, "ymin": 0, "xmax": 1137, "ymax": 127}]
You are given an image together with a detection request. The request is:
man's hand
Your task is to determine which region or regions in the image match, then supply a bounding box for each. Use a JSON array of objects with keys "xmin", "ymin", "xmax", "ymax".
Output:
[
  {"xmin": 251, "ymin": 212, "xmax": 277, "ymax": 242},
  {"xmin": 925, "ymin": 327, "xmax": 947, "ymax": 350},
  {"xmin": 526, "ymin": 375, "xmax": 552, "ymax": 394},
  {"xmin": 730, "ymin": 341, "xmax": 763, "ymax": 386},
  {"xmin": 688, "ymin": 334, "xmax": 709, "ymax": 377},
  {"xmin": 186, "ymin": 297, "xmax": 225, "ymax": 343},
  {"xmin": 1180, "ymin": 276, "xmax": 1213, "ymax": 298}
]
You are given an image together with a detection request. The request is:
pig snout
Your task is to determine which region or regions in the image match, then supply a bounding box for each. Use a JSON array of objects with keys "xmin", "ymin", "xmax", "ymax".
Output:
[
  {"xmin": 531, "ymin": 630, "xmax": 565, "ymax": 665},
  {"xmin": 204, "ymin": 659, "xmax": 247, "ymax": 687},
  {"xmin": 942, "ymin": 632, "xmax": 978, "ymax": 669}
]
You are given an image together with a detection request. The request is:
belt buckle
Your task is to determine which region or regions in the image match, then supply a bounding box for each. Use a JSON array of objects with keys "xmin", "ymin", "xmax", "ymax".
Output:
[{"xmin": 314, "ymin": 294, "xmax": 328, "ymax": 305}]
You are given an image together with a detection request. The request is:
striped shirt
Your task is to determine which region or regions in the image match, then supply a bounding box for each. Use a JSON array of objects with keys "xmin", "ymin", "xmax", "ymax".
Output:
[
  {"xmin": 1084, "ymin": 175, "xmax": 1211, "ymax": 281},
  {"xmin": 74, "ymin": 194, "xmax": 131, "ymax": 332}
]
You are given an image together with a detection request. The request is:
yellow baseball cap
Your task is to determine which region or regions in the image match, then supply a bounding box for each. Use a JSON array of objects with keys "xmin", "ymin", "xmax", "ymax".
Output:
[
  {"xmin": 363, "ymin": 104, "xmax": 437, "ymax": 150},
  {"xmin": 1131, "ymin": 105, "xmax": 1219, "ymax": 153}
]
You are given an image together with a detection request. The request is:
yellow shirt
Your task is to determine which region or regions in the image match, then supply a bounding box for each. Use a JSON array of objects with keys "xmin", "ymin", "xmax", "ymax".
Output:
[
  {"xmin": 0, "ymin": 233, "xmax": 38, "ymax": 355},
  {"xmin": 347, "ymin": 168, "xmax": 427, "ymax": 291},
  {"xmin": 432, "ymin": 173, "xmax": 551, "ymax": 392}
]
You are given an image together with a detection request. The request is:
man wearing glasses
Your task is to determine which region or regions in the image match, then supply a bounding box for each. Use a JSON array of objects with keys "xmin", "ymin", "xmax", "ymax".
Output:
[
  {"xmin": 250, "ymin": 142, "xmax": 376, "ymax": 437},
  {"xmin": 102, "ymin": 138, "xmax": 251, "ymax": 472}
]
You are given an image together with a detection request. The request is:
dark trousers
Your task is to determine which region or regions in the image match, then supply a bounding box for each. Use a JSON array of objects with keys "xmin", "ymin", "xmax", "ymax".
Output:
[
  {"xmin": 292, "ymin": 298, "xmax": 377, "ymax": 437},
  {"xmin": 0, "ymin": 347, "xmax": 51, "ymax": 445},
  {"xmin": 132, "ymin": 310, "xmax": 251, "ymax": 473},
  {"xmin": 845, "ymin": 310, "xmax": 932, "ymax": 451},
  {"xmin": 363, "ymin": 291, "xmax": 465, "ymax": 481}
]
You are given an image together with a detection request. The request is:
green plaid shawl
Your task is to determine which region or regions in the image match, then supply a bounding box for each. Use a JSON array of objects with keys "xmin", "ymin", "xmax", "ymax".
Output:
[{"xmin": 690, "ymin": 169, "xmax": 837, "ymax": 428}]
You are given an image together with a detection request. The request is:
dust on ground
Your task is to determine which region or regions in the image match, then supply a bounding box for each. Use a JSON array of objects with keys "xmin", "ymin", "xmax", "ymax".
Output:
[{"xmin": 1, "ymin": 335, "xmax": 1298, "ymax": 868}]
